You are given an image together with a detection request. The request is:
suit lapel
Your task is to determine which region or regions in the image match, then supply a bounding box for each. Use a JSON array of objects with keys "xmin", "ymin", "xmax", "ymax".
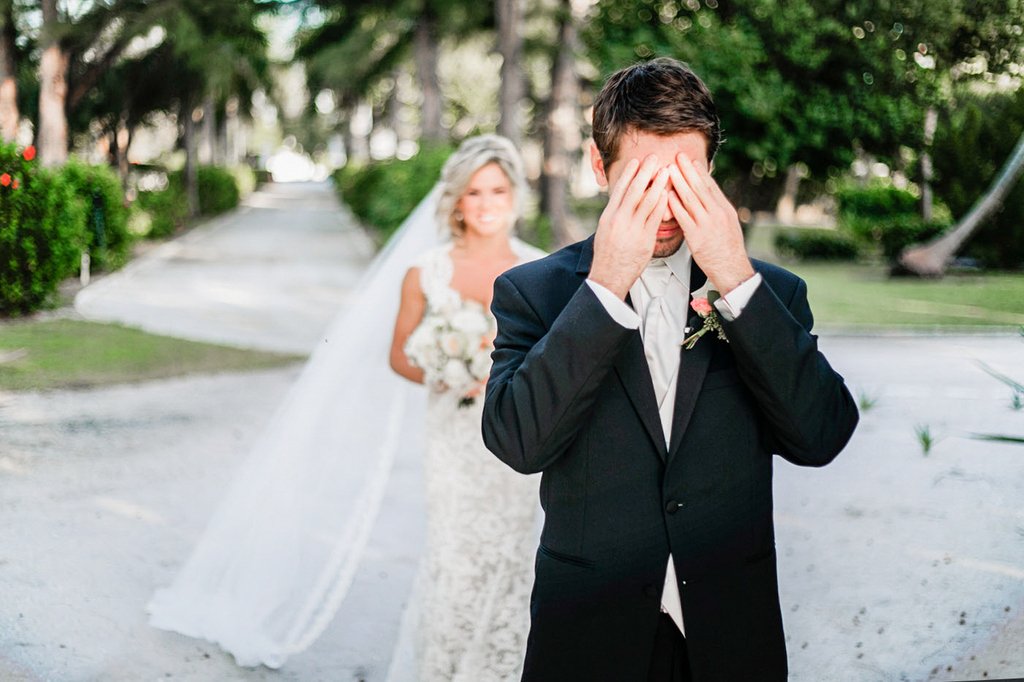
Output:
[
  {"xmin": 577, "ymin": 237, "xmax": 667, "ymax": 460},
  {"xmin": 667, "ymin": 261, "xmax": 713, "ymax": 461},
  {"xmin": 613, "ymin": 333, "xmax": 668, "ymax": 461}
]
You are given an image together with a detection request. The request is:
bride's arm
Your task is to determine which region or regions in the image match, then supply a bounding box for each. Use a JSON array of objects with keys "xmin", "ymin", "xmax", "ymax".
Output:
[{"xmin": 389, "ymin": 267, "xmax": 427, "ymax": 384}]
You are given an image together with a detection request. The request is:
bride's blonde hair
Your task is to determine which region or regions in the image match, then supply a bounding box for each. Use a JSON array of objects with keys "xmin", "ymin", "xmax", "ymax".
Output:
[{"xmin": 436, "ymin": 134, "xmax": 528, "ymax": 238}]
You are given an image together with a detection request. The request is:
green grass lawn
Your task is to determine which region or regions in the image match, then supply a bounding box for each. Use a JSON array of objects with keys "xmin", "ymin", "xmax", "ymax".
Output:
[
  {"xmin": 744, "ymin": 224, "xmax": 1024, "ymax": 330},
  {"xmin": 786, "ymin": 262, "xmax": 1024, "ymax": 330},
  {"xmin": 0, "ymin": 319, "xmax": 302, "ymax": 392}
]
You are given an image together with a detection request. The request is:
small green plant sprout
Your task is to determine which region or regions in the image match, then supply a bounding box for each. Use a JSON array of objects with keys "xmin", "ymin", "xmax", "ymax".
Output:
[
  {"xmin": 857, "ymin": 389, "xmax": 878, "ymax": 412},
  {"xmin": 976, "ymin": 361, "xmax": 1024, "ymax": 411},
  {"xmin": 915, "ymin": 424, "xmax": 935, "ymax": 455}
]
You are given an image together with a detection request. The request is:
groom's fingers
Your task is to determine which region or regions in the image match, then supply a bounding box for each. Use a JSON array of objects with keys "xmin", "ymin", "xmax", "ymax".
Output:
[
  {"xmin": 644, "ymin": 188, "xmax": 671, "ymax": 237},
  {"xmin": 668, "ymin": 164, "xmax": 707, "ymax": 223},
  {"xmin": 675, "ymin": 153, "xmax": 714, "ymax": 209},
  {"xmin": 619, "ymin": 155, "xmax": 661, "ymax": 217},
  {"xmin": 606, "ymin": 157, "xmax": 640, "ymax": 215},
  {"xmin": 635, "ymin": 168, "xmax": 670, "ymax": 228},
  {"xmin": 668, "ymin": 191, "xmax": 696, "ymax": 233}
]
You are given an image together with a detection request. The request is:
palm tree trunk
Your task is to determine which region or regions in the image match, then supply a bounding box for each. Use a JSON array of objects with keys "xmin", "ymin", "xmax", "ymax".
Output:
[
  {"xmin": 413, "ymin": 13, "xmax": 443, "ymax": 143},
  {"xmin": 540, "ymin": 0, "xmax": 584, "ymax": 246},
  {"xmin": 0, "ymin": 0, "xmax": 18, "ymax": 142},
  {"xmin": 495, "ymin": 0, "xmax": 525, "ymax": 144},
  {"xmin": 38, "ymin": 0, "xmax": 68, "ymax": 167},
  {"xmin": 900, "ymin": 130, "xmax": 1024, "ymax": 277}
]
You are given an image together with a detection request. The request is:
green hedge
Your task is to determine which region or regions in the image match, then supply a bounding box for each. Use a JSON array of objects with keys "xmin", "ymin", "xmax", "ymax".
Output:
[
  {"xmin": 195, "ymin": 165, "xmax": 240, "ymax": 215},
  {"xmin": 874, "ymin": 215, "xmax": 948, "ymax": 261},
  {"xmin": 136, "ymin": 165, "xmax": 240, "ymax": 239},
  {"xmin": 0, "ymin": 144, "xmax": 85, "ymax": 315},
  {"xmin": 59, "ymin": 159, "xmax": 131, "ymax": 272},
  {"xmin": 774, "ymin": 228, "xmax": 860, "ymax": 261},
  {"xmin": 834, "ymin": 183, "xmax": 951, "ymax": 263},
  {"xmin": 334, "ymin": 144, "xmax": 454, "ymax": 241},
  {"xmin": 136, "ymin": 176, "xmax": 187, "ymax": 239}
]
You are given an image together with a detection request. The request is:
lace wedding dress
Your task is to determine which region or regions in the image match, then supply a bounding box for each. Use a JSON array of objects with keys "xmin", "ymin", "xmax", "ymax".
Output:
[{"xmin": 411, "ymin": 242, "xmax": 542, "ymax": 682}]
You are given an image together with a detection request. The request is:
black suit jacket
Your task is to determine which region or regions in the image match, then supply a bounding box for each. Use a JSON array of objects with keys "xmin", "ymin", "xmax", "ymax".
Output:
[{"xmin": 482, "ymin": 236, "xmax": 859, "ymax": 682}]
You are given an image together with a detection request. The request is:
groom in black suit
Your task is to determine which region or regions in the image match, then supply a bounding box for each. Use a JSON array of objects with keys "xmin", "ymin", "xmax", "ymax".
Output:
[{"xmin": 482, "ymin": 58, "xmax": 859, "ymax": 681}]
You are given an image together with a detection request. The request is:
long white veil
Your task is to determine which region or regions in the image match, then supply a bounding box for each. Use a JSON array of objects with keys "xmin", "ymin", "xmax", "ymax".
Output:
[{"xmin": 148, "ymin": 185, "xmax": 444, "ymax": 668}]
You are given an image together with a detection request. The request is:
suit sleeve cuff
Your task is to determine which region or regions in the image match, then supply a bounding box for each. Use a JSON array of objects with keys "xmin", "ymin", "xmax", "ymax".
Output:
[
  {"xmin": 714, "ymin": 273, "xmax": 763, "ymax": 321},
  {"xmin": 586, "ymin": 279, "xmax": 640, "ymax": 329}
]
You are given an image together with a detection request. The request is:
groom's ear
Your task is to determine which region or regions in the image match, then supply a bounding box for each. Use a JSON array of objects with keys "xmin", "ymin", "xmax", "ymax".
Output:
[{"xmin": 590, "ymin": 141, "xmax": 609, "ymax": 190}]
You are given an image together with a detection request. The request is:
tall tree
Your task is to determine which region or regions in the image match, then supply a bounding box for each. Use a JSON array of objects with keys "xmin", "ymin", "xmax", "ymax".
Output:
[
  {"xmin": 583, "ymin": 0, "xmax": 1023, "ymax": 209},
  {"xmin": 299, "ymin": 0, "xmax": 490, "ymax": 146},
  {"xmin": 540, "ymin": 0, "xmax": 584, "ymax": 245},
  {"xmin": 495, "ymin": 0, "xmax": 525, "ymax": 144},
  {"xmin": 37, "ymin": 0, "xmax": 68, "ymax": 166},
  {"xmin": 0, "ymin": 0, "xmax": 17, "ymax": 141}
]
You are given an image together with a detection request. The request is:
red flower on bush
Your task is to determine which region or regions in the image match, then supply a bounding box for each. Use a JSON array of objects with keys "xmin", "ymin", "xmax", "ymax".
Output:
[
  {"xmin": 12, "ymin": 178, "xmax": 19, "ymax": 189},
  {"xmin": 23, "ymin": 145, "xmax": 36, "ymax": 161},
  {"xmin": 0, "ymin": 173, "xmax": 10, "ymax": 187}
]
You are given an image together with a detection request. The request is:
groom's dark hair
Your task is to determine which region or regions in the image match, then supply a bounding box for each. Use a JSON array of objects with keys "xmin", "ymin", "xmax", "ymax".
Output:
[{"xmin": 591, "ymin": 57, "xmax": 722, "ymax": 167}]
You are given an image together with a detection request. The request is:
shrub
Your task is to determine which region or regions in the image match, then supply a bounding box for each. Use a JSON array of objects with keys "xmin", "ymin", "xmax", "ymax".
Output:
[
  {"xmin": 834, "ymin": 182, "xmax": 952, "ymax": 262},
  {"xmin": 135, "ymin": 165, "xmax": 239, "ymax": 239},
  {"xmin": 136, "ymin": 174, "xmax": 187, "ymax": 239},
  {"xmin": 59, "ymin": 159, "xmax": 131, "ymax": 271},
  {"xmin": 774, "ymin": 228, "xmax": 860, "ymax": 261},
  {"xmin": 195, "ymin": 165, "xmax": 240, "ymax": 215},
  {"xmin": 334, "ymin": 144, "xmax": 454, "ymax": 241},
  {"xmin": 874, "ymin": 215, "xmax": 949, "ymax": 261},
  {"xmin": 0, "ymin": 144, "xmax": 85, "ymax": 314}
]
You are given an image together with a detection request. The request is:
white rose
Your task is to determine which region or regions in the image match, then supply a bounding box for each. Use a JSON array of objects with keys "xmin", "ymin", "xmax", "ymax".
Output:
[
  {"xmin": 450, "ymin": 308, "xmax": 489, "ymax": 336},
  {"xmin": 440, "ymin": 330, "xmax": 469, "ymax": 358},
  {"xmin": 469, "ymin": 348, "xmax": 492, "ymax": 381},
  {"xmin": 442, "ymin": 358, "xmax": 473, "ymax": 391}
]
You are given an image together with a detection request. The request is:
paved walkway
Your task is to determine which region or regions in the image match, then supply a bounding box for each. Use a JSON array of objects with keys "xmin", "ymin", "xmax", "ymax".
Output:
[{"xmin": 2, "ymin": 183, "xmax": 1023, "ymax": 681}]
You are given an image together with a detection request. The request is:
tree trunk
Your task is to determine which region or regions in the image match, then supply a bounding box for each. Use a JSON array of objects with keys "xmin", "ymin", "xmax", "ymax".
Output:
[
  {"xmin": 38, "ymin": 0, "xmax": 68, "ymax": 167},
  {"xmin": 774, "ymin": 164, "xmax": 801, "ymax": 224},
  {"xmin": 540, "ymin": 0, "xmax": 584, "ymax": 246},
  {"xmin": 900, "ymin": 130, "xmax": 1024, "ymax": 277},
  {"xmin": 200, "ymin": 95, "xmax": 215, "ymax": 165},
  {"xmin": 0, "ymin": 0, "xmax": 18, "ymax": 142},
  {"xmin": 495, "ymin": 0, "xmax": 525, "ymax": 144},
  {"xmin": 413, "ymin": 13, "xmax": 443, "ymax": 143},
  {"xmin": 182, "ymin": 100, "xmax": 199, "ymax": 217},
  {"xmin": 920, "ymin": 106, "xmax": 937, "ymax": 222}
]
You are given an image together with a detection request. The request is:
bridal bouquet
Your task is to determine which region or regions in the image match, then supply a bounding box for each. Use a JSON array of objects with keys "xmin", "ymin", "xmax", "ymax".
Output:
[{"xmin": 404, "ymin": 299, "xmax": 496, "ymax": 407}]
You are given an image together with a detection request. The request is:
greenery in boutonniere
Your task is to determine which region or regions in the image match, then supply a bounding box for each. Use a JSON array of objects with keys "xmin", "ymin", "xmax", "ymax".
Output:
[{"xmin": 682, "ymin": 291, "xmax": 729, "ymax": 350}]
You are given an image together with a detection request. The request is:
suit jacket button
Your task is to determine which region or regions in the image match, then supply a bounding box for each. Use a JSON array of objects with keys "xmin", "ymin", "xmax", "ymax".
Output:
[{"xmin": 665, "ymin": 500, "xmax": 685, "ymax": 514}]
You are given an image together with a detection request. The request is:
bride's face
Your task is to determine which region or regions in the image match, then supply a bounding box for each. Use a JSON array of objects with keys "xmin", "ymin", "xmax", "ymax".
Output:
[{"xmin": 456, "ymin": 162, "xmax": 515, "ymax": 238}]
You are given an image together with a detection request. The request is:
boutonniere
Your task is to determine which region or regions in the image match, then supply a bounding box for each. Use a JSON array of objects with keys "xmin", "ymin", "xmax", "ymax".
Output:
[{"xmin": 681, "ymin": 290, "xmax": 729, "ymax": 350}]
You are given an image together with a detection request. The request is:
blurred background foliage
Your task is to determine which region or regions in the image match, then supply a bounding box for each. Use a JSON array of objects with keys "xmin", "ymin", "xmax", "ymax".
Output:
[{"xmin": 0, "ymin": 0, "xmax": 1022, "ymax": 314}]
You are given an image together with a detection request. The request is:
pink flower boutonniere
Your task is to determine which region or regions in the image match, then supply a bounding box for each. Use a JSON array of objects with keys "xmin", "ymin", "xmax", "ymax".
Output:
[{"xmin": 681, "ymin": 291, "xmax": 729, "ymax": 350}]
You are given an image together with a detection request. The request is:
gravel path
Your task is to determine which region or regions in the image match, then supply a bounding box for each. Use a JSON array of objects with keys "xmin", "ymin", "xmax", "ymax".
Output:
[{"xmin": 1, "ymin": 182, "xmax": 1022, "ymax": 681}]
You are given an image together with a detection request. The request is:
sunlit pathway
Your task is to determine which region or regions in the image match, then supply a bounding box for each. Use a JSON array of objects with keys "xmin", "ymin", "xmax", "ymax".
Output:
[{"xmin": 74, "ymin": 182, "xmax": 375, "ymax": 354}]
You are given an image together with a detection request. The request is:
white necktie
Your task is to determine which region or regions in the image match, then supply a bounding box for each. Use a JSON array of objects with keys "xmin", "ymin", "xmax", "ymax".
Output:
[
  {"xmin": 640, "ymin": 260, "xmax": 687, "ymax": 636},
  {"xmin": 641, "ymin": 262, "xmax": 677, "ymax": 408}
]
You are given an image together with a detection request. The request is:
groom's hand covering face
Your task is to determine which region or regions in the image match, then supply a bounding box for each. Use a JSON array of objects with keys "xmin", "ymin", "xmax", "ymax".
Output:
[{"xmin": 586, "ymin": 151, "xmax": 671, "ymax": 300}]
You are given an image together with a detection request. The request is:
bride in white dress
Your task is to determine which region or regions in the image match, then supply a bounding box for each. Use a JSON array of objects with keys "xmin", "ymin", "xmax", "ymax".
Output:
[
  {"xmin": 147, "ymin": 135, "xmax": 542, "ymax": 677},
  {"xmin": 390, "ymin": 135, "xmax": 543, "ymax": 682}
]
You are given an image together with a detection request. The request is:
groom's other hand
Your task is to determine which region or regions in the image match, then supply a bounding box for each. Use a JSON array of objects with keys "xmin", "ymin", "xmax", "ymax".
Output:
[
  {"xmin": 589, "ymin": 153, "xmax": 671, "ymax": 300},
  {"xmin": 667, "ymin": 152, "xmax": 755, "ymax": 295}
]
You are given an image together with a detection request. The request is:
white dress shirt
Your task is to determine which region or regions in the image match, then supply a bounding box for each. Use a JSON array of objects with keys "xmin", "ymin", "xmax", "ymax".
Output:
[{"xmin": 586, "ymin": 247, "xmax": 762, "ymax": 636}]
